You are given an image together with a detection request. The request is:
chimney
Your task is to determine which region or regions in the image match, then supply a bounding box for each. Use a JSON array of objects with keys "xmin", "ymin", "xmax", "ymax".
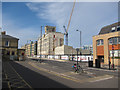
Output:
[{"xmin": 1, "ymin": 31, "xmax": 6, "ymax": 35}]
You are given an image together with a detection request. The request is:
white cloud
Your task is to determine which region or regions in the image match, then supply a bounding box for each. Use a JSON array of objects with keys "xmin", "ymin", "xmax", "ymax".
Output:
[
  {"xmin": 26, "ymin": 2, "xmax": 73, "ymax": 33},
  {"xmin": 2, "ymin": 14, "xmax": 39, "ymax": 48},
  {"xmin": 2, "ymin": 2, "xmax": 117, "ymax": 48},
  {"xmin": 26, "ymin": 2, "xmax": 117, "ymax": 48}
]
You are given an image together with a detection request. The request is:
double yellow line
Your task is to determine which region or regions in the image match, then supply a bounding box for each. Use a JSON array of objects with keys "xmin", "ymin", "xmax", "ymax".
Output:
[{"xmin": 28, "ymin": 62, "xmax": 82, "ymax": 83}]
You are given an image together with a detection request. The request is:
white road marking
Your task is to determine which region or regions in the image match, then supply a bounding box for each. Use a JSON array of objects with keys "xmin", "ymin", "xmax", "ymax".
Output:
[{"xmin": 89, "ymin": 76, "xmax": 113, "ymax": 83}]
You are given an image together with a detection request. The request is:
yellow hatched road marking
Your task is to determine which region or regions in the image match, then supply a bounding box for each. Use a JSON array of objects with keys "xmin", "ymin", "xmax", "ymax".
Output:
[
  {"xmin": 8, "ymin": 62, "xmax": 33, "ymax": 89},
  {"xmin": 5, "ymin": 73, "xmax": 11, "ymax": 90}
]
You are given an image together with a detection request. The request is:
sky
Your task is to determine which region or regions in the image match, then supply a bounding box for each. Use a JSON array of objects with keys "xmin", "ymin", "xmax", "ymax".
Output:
[{"xmin": 1, "ymin": 1, "xmax": 118, "ymax": 48}]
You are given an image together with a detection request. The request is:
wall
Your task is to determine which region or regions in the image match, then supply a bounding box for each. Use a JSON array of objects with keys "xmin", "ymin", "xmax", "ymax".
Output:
[
  {"xmin": 37, "ymin": 32, "xmax": 64, "ymax": 55},
  {"xmin": 93, "ymin": 31, "xmax": 120, "ymax": 66}
]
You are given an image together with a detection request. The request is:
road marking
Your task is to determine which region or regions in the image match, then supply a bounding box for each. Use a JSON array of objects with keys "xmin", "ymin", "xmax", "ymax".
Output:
[
  {"xmin": 5, "ymin": 73, "xmax": 11, "ymax": 90},
  {"xmin": 28, "ymin": 61, "xmax": 114, "ymax": 84},
  {"xmin": 87, "ymin": 67, "xmax": 118, "ymax": 72},
  {"xmin": 8, "ymin": 62, "xmax": 33, "ymax": 89},
  {"xmin": 28, "ymin": 62, "xmax": 81, "ymax": 83},
  {"xmin": 88, "ymin": 75, "xmax": 113, "ymax": 83}
]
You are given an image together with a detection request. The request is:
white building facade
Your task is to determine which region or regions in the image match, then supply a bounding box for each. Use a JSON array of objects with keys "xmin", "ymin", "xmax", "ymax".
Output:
[{"xmin": 37, "ymin": 26, "xmax": 64, "ymax": 55}]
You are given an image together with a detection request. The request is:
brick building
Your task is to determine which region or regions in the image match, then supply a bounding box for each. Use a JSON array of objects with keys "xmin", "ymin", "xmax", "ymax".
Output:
[
  {"xmin": 0, "ymin": 31, "xmax": 19, "ymax": 60},
  {"xmin": 0, "ymin": 31, "xmax": 25, "ymax": 60},
  {"xmin": 93, "ymin": 22, "xmax": 120, "ymax": 67},
  {"xmin": 21, "ymin": 41, "xmax": 37, "ymax": 57}
]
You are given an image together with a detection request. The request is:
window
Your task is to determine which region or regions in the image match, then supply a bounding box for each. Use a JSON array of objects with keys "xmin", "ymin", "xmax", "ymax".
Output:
[
  {"xmin": 97, "ymin": 40, "xmax": 100, "ymax": 45},
  {"xmin": 113, "ymin": 37, "xmax": 117, "ymax": 44},
  {"xmin": 109, "ymin": 37, "xmax": 119, "ymax": 45},
  {"xmin": 110, "ymin": 50, "xmax": 119, "ymax": 57},
  {"xmin": 97, "ymin": 39, "xmax": 103, "ymax": 46},
  {"xmin": 109, "ymin": 38, "xmax": 112, "ymax": 44},
  {"xmin": 60, "ymin": 38, "xmax": 63, "ymax": 46},
  {"xmin": 118, "ymin": 37, "xmax": 120, "ymax": 44},
  {"xmin": 5, "ymin": 41, "xmax": 9, "ymax": 46},
  {"xmin": 7, "ymin": 51, "xmax": 10, "ymax": 55},
  {"xmin": 12, "ymin": 51, "xmax": 15, "ymax": 55},
  {"xmin": 101, "ymin": 39, "xmax": 104, "ymax": 45},
  {"xmin": 111, "ymin": 27, "xmax": 116, "ymax": 32},
  {"xmin": 117, "ymin": 26, "xmax": 120, "ymax": 31}
]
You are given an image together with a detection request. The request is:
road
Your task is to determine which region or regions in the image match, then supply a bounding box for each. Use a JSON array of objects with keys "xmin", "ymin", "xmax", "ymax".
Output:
[{"xmin": 2, "ymin": 58, "xmax": 119, "ymax": 89}]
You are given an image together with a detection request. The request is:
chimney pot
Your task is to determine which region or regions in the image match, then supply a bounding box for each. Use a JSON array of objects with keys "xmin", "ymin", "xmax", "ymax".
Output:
[{"xmin": 1, "ymin": 31, "xmax": 6, "ymax": 35}]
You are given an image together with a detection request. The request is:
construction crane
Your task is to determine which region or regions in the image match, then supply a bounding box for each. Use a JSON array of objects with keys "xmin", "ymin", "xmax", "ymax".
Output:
[{"xmin": 63, "ymin": 0, "xmax": 76, "ymax": 46}]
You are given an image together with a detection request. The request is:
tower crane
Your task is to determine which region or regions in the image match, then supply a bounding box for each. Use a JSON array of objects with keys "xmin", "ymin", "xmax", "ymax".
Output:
[{"xmin": 63, "ymin": 0, "xmax": 76, "ymax": 46}]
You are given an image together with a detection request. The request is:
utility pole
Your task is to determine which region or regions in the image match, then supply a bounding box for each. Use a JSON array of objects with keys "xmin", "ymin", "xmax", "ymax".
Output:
[
  {"xmin": 39, "ymin": 26, "xmax": 42, "ymax": 63},
  {"xmin": 76, "ymin": 30, "xmax": 82, "ymax": 62},
  {"xmin": 76, "ymin": 48, "xmax": 79, "ymax": 72},
  {"xmin": 80, "ymin": 31, "xmax": 82, "ymax": 51}
]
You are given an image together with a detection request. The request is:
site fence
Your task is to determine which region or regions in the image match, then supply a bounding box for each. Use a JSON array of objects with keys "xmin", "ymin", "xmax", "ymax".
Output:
[{"xmin": 35, "ymin": 55, "xmax": 93, "ymax": 62}]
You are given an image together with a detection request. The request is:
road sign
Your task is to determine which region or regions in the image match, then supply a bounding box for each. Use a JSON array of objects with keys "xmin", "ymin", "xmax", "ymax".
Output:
[{"xmin": 76, "ymin": 48, "xmax": 79, "ymax": 52}]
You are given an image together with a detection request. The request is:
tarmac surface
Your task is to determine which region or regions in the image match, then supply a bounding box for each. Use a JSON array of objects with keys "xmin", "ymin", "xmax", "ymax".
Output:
[{"xmin": 2, "ymin": 58, "xmax": 119, "ymax": 89}]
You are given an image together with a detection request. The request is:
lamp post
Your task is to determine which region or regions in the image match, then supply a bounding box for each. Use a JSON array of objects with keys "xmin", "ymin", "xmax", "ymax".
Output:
[
  {"xmin": 76, "ymin": 48, "xmax": 79, "ymax": 71},
  {"xmin": 39, "ymin": 26, "xmax": 42, "ymax": 63},
  {"xmin": 112, "ymin": 37, "xmax": 117, "ymax": 70},
  {"xmin": 76, "ymin": 30, "xmax": 82, "ymax": 61}
]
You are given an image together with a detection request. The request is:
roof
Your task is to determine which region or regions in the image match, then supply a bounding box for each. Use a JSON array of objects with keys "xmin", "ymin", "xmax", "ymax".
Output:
[
  {"xmin": 99, "ymin": 22, "xmax": 120, "ymax": 35},
  {"xmin": 81, "ymin": 49, "xmax": 90, "ymax": 55},
  {"xmin": 0, "ymin": 34, "xmax": 19, "ymax": 40}
]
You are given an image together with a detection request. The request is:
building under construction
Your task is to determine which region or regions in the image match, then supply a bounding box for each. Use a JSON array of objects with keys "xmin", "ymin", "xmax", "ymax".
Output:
[{"xmin": 37, "ymin": 26, "xmax": 64, "ymax": 55}]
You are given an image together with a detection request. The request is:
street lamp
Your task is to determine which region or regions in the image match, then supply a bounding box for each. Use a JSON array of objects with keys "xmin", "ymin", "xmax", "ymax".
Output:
[
  {"xmin": 76, "ymin": 30, "xmax": 82, "ymax": 61},
  {"xmin": 39, "ymin": 26, "xmax": 42, "ymax": 63},
  {"xmin": 76, "ymin": 48, "xmax": 79, "ymax": 71},
  {"xmin": 111, "ymin": 37, "xmax": 117, "ymax": 70}
]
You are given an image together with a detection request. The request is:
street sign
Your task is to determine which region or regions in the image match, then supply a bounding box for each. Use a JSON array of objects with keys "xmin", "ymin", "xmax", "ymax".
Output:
[{"xmin": 76, "ymin": 48, "xmax": 79, "ymax": 52}]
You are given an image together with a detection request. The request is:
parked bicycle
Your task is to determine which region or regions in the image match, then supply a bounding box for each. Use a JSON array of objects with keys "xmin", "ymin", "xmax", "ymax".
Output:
[{"xmin": 72, "ymin": 64, "xmax": 84, "ymax": 73}]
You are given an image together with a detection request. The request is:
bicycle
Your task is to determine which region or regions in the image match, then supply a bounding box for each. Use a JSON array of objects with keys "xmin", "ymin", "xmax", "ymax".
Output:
[{"xmin": 72, "ymin": 65, "xmax": 84, "ymax": 73}]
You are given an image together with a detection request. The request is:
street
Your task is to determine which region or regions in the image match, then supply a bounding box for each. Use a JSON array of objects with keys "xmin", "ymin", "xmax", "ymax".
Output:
[{"xmin": 2, "ymin": 58, "xmax": 119, "ymax": 89}]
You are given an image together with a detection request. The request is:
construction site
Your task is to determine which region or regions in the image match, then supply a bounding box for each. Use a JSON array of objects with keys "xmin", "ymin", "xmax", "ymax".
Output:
[{"xmin": 20, "ymin": 0, "xmax": 92, "ymax": 62}]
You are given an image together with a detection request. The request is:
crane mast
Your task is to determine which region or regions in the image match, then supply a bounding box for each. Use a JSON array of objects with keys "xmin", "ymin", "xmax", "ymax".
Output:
[{"xmin": 63, "ymin": 0, "xmax": 76, "ymax": 46}]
